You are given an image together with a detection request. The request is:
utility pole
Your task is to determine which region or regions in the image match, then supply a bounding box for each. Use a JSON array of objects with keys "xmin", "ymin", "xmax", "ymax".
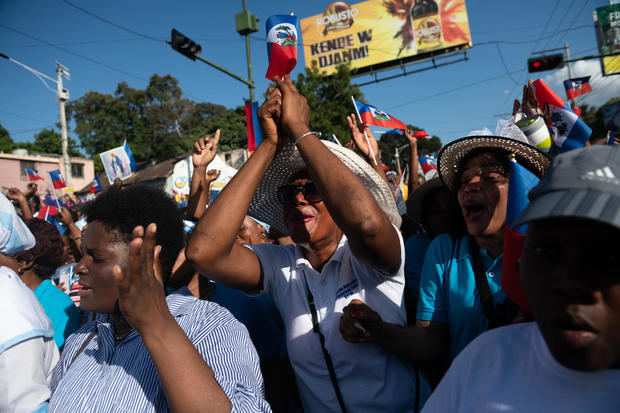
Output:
[
  {"xmin": 1, "ymin": 54, "xmax": 73, "ymax": 187},
  {"xmin": 242, "ymin": 0, "xmax": 255, "ymax": 102},
  {"xmin": 394, "ymin": 148, "xmax": 401, "ymax": 176},
  {"xmin": 564, "ymin": 43, "xmax": 575, "ymax": 108},
  {"xmin": 56, "ymin": 62, "xmax": 72, "ymax": 187}
]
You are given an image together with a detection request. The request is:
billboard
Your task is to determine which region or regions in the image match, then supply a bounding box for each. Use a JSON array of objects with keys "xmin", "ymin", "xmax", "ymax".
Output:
[
  {"xmin": 594, "ymin": 4, "xmax": 620, "ymax": 76},
  {"xmin": 300, "ymin": 0, "xmax": 472, "ymax": 76}
]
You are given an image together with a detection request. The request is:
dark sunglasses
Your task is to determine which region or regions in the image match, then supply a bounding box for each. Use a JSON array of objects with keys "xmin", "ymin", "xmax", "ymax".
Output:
[{"xmin": 277, "ymin": 182, "xmax": 322, "ymax": 204}]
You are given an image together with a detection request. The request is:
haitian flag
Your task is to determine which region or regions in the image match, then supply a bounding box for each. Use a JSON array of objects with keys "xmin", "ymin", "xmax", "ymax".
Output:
[
  {"xmin": 34, "ymin": 205, "xmax": 66, "ymax": 235},
  {"xmin": 418, "ymin": 156, "xmax": 437, "ymax": 175},
  {"xmin": 532, "ymin": 79, "xmax": 592, "ymax": 153},
  {"xmin": 501, "ymin": 159, "xmax": 539, "ymax": 314},
  {"xmin": 90, "ymin": 175, "xmax": 102, "ymax": 193},
  {"xmin": 563, "ymin": 76, "xmax": 592, "ymax": 100},
  {"xmin": 25, "ymin": 168, "xmax": 44, "ymax": 181},
  {"xmin": 353, "ymin": 100, "xmax": 407, "ymax": 130},
  {"xmin": 245, "ymin": 101, "xmax": 263, "ymax": 152},
  {"xmin": 49, "ymin": 169, "xmax": 67, "ymax": 189},
  {"xmin": 413, "ymin": 131, "xmax": 429, "ymax": 139},
  {"xmin": 265, "ymin": 15, "xmax": 298, "ymax": 80}
]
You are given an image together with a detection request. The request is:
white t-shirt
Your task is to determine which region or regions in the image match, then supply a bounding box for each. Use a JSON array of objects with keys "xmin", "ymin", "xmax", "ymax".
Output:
[
  {"xmin": 423, "ymin": 322, "xmax": 620, "ymax": 412},
  {"xmin": 251, "ymin": 230, "xmax": 430, "ymax": 412},
  {"xmin": 0, "ymin": 266, "xmax": 59, "ymax": 413}
]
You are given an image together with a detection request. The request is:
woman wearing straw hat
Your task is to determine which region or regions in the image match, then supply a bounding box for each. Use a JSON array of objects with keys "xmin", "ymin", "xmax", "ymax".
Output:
[
  {"xmin": 187, "ymin": 76, "xmax": 429, "ymax": 412},
  {"xmin": 339, "ymin": 132, "xmax": 550, "ymax": 374}
]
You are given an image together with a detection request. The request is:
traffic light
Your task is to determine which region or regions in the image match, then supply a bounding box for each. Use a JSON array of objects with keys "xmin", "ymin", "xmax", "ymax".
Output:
[
  {"xmin": 527, "ymin": 54, "xmax": 564, "ymax": 73},
  {"xmin": 169, "ymin": 29, "xmax": 201, "ymax": 61}
]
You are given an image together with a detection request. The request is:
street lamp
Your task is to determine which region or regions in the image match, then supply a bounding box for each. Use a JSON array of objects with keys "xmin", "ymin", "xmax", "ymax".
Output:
[{"xmin": 1, "ymin": 53, "xmax": 73, "ymax": 186}]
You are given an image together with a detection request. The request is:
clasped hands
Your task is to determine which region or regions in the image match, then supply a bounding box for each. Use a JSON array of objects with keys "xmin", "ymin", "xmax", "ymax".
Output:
[
  {"xmin": 340, "ymin": 299, "xmax": 386, "ymax": 343},
  {"xmin": 257, "ymin": 75, "xmax": 311, "ymax": 145}
]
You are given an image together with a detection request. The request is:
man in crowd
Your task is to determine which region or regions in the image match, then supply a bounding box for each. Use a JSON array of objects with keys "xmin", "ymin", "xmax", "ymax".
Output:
[{"xmin": 422, "ymin": 145, "xmax": 620, "ymax": 411}]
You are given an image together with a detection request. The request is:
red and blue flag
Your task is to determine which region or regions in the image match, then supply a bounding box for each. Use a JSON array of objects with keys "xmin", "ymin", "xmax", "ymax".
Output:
[
  {"xmin": 418, "ymin": 156, "xmax": 437, "ymax": 175},
  {"xmin": 49, "ymin": 169, "xmax": 67, "ymax": 189},
  {"xmin": 532, "ymin": 79, "xmax": 592, "ymax": 153},
  {"xmin": 501, "ymin": 159, "xmax": 539, "ymax": 314},
  {"xmin": 245, "ymin": 101, "xmax": 263, "ymax": 152},
  {"xmin": 353, "ymin": 100, "xmax": 407, "ymax": 130},
  {"xmin": 563, "ymin": 76, "xmax": 592, "ymax": 100},
  {"xmin": 25, "ymin": 168, "xmax": 44, "ymax": 181},
  {"xmin": 265, "ymin": 15, "xmax": 298, "ymax": 80},
  {"xmin": 90, "ymin": 175, "xmax": 102, "ymax": 193}
]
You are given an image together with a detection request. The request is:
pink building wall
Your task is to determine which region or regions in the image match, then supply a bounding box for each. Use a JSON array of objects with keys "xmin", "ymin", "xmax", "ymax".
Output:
[{"xmin": 0, "ymin": 152, "xmax": 94, "ymax": 196}]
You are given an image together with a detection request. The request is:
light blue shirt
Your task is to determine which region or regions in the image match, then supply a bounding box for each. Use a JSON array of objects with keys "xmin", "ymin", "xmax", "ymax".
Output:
[
  {"xmin": 49, "ymin": 288, "xmax": 271, "ymax": 413},
  {"xmin": 33, "ymin": 279, "xmax": 80, "ymax": 351},
  {"xmin": 404, "ymin": 232, "xmax": 432, "ymax": 299},
  {"xmin": 416, "ymin": 234, "xmax": 506, "ymax": 359}
]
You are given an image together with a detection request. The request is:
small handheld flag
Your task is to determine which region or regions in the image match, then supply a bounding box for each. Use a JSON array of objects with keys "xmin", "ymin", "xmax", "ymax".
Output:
[
  {"xmin": 501, "ymin": 158, "xmax": 539, "ymax": 313},
  {"xmin": 352, "ymin": 99, "xmax": 407, "ymax": 130},
  {"xmin": 418, "ymin": 156, "xmax": 437, "ymax": 175},
  {"xmin": 563, "ymin": 76, "xmax": 592, "ymax": 100},
  {"xmin": 90, "ymin": 175, "xmax": 102, "ymax": 193},
  {"xmin": 49, "ymin": 170, "xmax": 67, "ymax": 189},
  {"xmin": 413, "ymin": 131, "xmax": 429, "ymax": 139},
  {"xmin": 25, "ymin": 168, "xmax": 44, "ymax": 181},
  {"xmin": 245, "ymin": 101, "xmax": 263, "ymax": 152},
  {"xmin": 122, "ymin": 140, "xmax": 137, "ymax": 172},
  {"xmin": 531, "ymin": 79, "xmax": 592, "ymax": 153},
  {"xmin": 265, "ymin": 15, "xmax": 299, "ymax": 80}
]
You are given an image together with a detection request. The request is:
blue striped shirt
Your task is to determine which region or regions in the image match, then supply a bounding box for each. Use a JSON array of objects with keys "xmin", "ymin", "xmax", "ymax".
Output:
[{"xmin": 48, "ymin": 288, "xmax": 271, "ymax": 412}]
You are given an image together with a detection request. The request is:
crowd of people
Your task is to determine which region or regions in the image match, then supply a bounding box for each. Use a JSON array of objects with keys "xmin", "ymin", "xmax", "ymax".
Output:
[{"xmin": 1, "ymin": 75, "xmax": 618, "ymax": 412}]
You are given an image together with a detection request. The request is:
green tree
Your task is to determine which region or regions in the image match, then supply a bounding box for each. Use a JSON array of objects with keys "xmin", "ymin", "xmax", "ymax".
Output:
[
  {"xmin": 293, "ymin": 62, "xmax": 364, "ymax": 142},
  {"xmin": 30, "ymin": 128, "xmax": 83, "ymax": 156},
  {"xmin": 582, "ymin": 97, "xmax": 620, "ymax": 142},
  {"xmin": 378, "ymin": 125, "xmax": 443, "ymax": 168},
  {"xmin": 0, "ymin": 123, "xmax": 13, "ymax": 153}
]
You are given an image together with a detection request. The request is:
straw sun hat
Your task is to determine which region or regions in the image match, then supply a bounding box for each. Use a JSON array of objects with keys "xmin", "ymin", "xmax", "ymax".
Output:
[
  {"xmin": 438, "ymin": 135, "xmax": 551, "ymax": 192},
  {"xmin": 248, "ymin": 140, "xmax": 401, "ymax": 235}
]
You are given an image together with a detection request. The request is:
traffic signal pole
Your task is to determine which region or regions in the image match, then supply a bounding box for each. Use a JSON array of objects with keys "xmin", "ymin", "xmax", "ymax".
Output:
[
  {"xmin": 242, "ymin": 0, "xmax": 255, "ymax": 102},
  {"xmin": 564, "ymin": 43, "xmax": 575, "ymax": 108}
]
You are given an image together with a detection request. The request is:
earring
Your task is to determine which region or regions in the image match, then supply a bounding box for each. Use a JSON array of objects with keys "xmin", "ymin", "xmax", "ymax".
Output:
[
  {"xmin": 261, "ymin": 232, "xmax": 267, "ymax": 239},
  {"xmin": 18, "ymin": 267, "xmax": 24, "ymax": 275}
]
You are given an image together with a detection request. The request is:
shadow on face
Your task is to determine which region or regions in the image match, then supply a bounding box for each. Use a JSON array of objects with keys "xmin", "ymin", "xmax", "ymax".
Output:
[
  {"xmin": 457, "ymin": 152, "xmax": 509, "ymax": 238},
  {"xmin": 521, "ymin": 218, "xmax": 620, "ymax": 371}
]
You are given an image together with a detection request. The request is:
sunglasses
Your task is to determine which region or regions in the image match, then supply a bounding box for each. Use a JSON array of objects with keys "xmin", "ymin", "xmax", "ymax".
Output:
[{"xmin": 277, "ymin": 181, "xmax": 322, "ymax": 204}]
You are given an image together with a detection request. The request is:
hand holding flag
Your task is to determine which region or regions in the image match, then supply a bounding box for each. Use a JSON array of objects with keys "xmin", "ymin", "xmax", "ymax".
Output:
[
  {"xmin": 49, "ymin": 169, "xmax": 67, "ymax": 189},
  {"xmin": 531, "ymin": 79, "xmax": 592, "ymax": 152},
  {"xmin": 265, "ymin": 15, "xmax": 299, "ymax": 80}
]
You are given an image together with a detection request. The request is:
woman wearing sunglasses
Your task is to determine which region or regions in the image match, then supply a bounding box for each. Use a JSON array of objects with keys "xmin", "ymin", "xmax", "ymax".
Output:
[{"xmin": 187, "ymin": 75, "xmax": 429, "ymax": 412}]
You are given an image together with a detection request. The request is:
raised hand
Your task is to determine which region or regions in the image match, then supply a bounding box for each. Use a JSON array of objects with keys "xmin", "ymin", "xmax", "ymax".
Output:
[
  {"xmin": 192, "ymin": 131, "xmax": 220, "ymax": 169},
  {"xmin": 340, "ymin": 299, "xmax": 385, "ymax": 343},
  {"xmin": 205, "ymin": 169, "xmax": 221, "ymax": 184},
  {"xmin": 6, "ymin": 187, "xmax": 27, "ymax": 203},
  {"xmin": 25, "ymin": 183, "xmax": 38, "ymax": 197},
  {"xmin": 257, "ymin": 87, "xmax": 282, "ymax": 145},
  {"xmin": 346, "ymin": 114, "xmax": 379, "ymax": 161},
  {"xmin": 513, "ymin": 81, "xmax": 549, "ymax": 119},
  {"xmin": 272, "ymin": 74, "xmax": 310, "ymax": 140},
  {"xmin": 404, "ymin": 129, "xmax": 418, "ymax": 148},
  {"xmin": 57, "ymin": 206, "xmax": 74, "ymax": 226},
  {"xmin": 112, "ymin": 223, "xmax": 170, "ymax": 332}
]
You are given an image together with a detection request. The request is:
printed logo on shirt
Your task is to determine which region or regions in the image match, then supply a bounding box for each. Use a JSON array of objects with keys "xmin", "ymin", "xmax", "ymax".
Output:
[{"xmin": 336, "ymin": 279, "xmax": 359, "ymax": 299}]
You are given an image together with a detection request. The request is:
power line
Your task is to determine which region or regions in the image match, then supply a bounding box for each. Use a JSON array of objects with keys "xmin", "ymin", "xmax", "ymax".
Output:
[
  {"xmin": 9, "ymin": 125, "xmax": 57, "ymax": 136},
  {"xmin": 0, "ymin": 109, "xmax": 56, "ymax": 124},
  {"xmin": 0, "ymin": 23, "xmax": 147, "ymax": 81},
  {"xmin": 540, "ymin": 0, "xmax": 577, "ymax": 51},
  {"xmin": 551, "ymin": 0, "xmax": 593, "ymax": 50},
  {"xmin": 495, "ymin": 43, "xmax": 520, "ymax": 85},
  {"xmin": 0, "ymin": 37, "xmax": 146, "ymax": 48},
  {"xmin": 387, "ymin": 70, "xmax": 521, "ymax": 110},
  {"xmin": 61, "ymin": 0, "xmax": 163, "ymax": 43}
]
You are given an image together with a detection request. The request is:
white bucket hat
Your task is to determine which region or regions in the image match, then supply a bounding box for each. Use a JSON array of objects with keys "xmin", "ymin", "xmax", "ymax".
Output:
[{"xmin": 248, "ymin": 140, "xmax": 401, "ymax": 235}]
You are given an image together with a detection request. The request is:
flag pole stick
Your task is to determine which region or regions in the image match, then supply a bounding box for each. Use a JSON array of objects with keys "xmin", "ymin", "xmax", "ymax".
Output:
[
  {"xmin": 47, "ymin": 172, "xmax": 61, "ymax": 209},
  {"xmin": 351, "ymin": 96, "xmax": 378, "ymax": 166},
  {"xmin": 331, "ymin": 134, "xmax": 342, "ymax": 146}
]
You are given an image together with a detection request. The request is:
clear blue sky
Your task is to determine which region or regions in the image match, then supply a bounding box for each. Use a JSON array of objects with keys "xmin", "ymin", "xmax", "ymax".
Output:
[{"xmin": 1, "ymin": 0, "xmax": 617, "ymax": 149}]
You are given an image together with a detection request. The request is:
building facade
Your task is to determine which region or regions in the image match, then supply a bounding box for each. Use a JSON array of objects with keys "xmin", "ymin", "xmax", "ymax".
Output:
[{"xmin": 0, "ymin": 150, "xmax": 94, "ymax": 195}]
